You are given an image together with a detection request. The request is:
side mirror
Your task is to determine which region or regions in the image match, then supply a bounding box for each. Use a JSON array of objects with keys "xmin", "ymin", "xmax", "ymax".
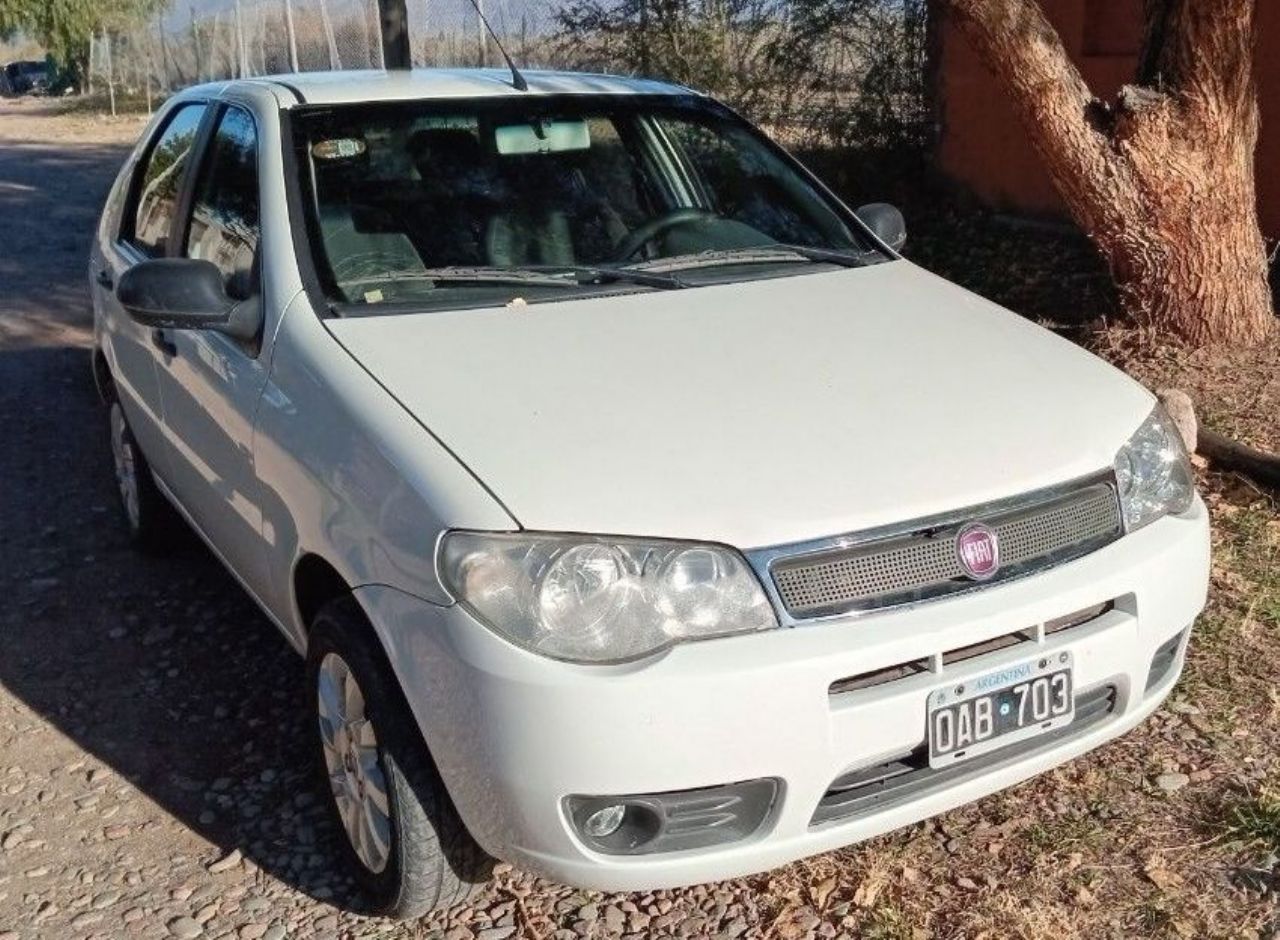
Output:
[
  {"xmin": 116, "ymin": 258, "xmax": 261, "ymax": 341},
  {"xmin": 855, "ymin": 203, "xmax": 907, "ymax": 252}
]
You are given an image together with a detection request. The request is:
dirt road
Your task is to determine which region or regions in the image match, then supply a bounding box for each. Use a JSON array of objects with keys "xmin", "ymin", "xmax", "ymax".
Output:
[{"xmin": 0, "ymin": 96, "xmax": 1275, "ymax": 940}]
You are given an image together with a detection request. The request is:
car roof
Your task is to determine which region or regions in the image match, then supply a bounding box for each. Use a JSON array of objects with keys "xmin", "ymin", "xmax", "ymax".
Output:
[{"xmin": 191, "ymin": 68, "xmax": 698, "ymax": 107}]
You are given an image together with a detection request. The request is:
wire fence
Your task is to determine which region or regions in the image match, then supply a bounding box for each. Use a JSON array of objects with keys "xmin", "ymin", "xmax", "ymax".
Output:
[
  {"xmin": 81, "ymin": 0, "xmax": 930, "ymax": 156},
  {"xmin": 85, "ymin": 0, "xmax": 572, "ymax": 109}
]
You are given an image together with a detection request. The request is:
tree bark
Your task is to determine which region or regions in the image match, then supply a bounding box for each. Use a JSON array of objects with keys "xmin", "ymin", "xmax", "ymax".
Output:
[{"xmin": 940, "ymin": 0, "xmax": 1276, "ymax": 347}]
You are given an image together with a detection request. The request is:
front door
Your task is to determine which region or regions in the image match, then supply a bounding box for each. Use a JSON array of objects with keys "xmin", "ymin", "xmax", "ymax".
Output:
[{"xmin": 154, "ymin": 103, "xmax": 273, "ymax": 603}]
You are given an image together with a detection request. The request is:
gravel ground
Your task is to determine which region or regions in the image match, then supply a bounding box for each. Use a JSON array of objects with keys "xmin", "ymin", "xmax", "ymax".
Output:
[{"xmin": 1, "ymin": 95, "xmax": 1278, "ymax": 940}]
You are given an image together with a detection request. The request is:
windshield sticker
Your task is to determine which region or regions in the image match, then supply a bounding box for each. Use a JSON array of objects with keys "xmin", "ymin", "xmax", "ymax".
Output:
[{"xmin": 313, "ymin": 138, "xmax": 367, "ymax": 161}]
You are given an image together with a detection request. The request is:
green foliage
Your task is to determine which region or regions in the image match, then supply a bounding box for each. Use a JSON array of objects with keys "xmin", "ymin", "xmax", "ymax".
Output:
[
  {"xmin": 1227, "ymin": 784, "xmax": 1280, "ymax": 848},
  {"xmin": 0, "ymin": 0, "xmax": 163, "ymax": 81}
]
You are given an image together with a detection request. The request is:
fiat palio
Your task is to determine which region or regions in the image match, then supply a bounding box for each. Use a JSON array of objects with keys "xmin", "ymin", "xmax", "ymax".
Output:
[{"xmin": 90, "ymin": 68, "xmax": 1209, "ymax": 918}]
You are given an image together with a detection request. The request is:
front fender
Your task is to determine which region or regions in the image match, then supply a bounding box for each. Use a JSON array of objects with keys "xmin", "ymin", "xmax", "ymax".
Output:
[{"xmin": 253, "ymin": 295, "xmax": 515, "ymax": 647}]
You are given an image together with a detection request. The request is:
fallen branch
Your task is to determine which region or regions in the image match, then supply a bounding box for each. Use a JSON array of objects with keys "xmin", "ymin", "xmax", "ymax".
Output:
[
  {"xmin": 1157, "ymin": 389, "xmax": 1280, "ymax": 490},
  {"xmin": 1197, "ymin": 427, "xmax": 1280, "ymax": 490}
]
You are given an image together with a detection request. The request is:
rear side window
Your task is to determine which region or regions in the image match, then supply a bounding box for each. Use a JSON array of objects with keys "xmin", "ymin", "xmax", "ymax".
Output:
[
  {"xmin": 185, "ymin": 107, "xmax": 260, "ymax": 300},
  {"xmin": 129, "ymin": 104, "xmax": 206, "ymax": 257}
]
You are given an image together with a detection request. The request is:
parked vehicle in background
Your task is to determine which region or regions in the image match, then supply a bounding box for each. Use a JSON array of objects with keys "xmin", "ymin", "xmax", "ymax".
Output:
[
  {"xmin": 2, "ymin": 60, "xmax": 49, "ymax": 96},
  {"xmin": 90, "ymin": 68, "xmax": 1209, "ymax": 920}
]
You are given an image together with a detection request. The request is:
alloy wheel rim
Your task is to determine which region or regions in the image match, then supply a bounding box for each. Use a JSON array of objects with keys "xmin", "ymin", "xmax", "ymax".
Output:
[
  {"xmin": 110, "ymin": 406, "xmax": 141, "ymax": 530},
  {"xmin": 317, "ymin": 652, "xmax": 393, "ymax": 874}
]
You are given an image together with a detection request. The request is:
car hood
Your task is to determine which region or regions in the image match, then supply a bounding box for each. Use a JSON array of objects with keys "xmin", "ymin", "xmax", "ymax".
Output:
[{"xmin": 326, "ymin": 261, "xmax": 1153, "ymax": 549}]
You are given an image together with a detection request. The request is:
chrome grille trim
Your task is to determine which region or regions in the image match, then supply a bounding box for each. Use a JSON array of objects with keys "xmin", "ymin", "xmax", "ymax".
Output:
[{"xmin": 748, "ymin": 471, "xmax": 1122, "ymax": 625}]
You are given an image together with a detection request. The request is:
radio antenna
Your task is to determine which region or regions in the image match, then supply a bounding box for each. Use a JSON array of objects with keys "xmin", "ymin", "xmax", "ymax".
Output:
[{"xmin": 464, "ymin": 0, "xmax": 528, "ymax": 91}]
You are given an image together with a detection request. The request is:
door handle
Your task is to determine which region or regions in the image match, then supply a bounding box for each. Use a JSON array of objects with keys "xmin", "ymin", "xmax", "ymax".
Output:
[
  {"xmin": 94, "ymin": 268, "xmax": 113, "ymax": 290},
  {"xmin": 151, "ymin": 329, "xmax": 177, "ymax": 358}
]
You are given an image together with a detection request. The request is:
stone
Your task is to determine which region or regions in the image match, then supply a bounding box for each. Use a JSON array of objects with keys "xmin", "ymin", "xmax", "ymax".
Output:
[
  {"xmin": 208, "ymin": 848, "xmax": 243, "ymax": 873},
  {"xmin": 603, "ymin": 906, "xmax": 626, "ymax": 932},
  {"xmin": 1155, "ymin": 772, "xmax": 1190, "ymax": 793},
  {"xmin": 313, "ymin": 914, "xmax": 338, "ymax": 932},
  {"xmin": 167, "ymin": 915, "xmax": 204, "ymax": 939}
]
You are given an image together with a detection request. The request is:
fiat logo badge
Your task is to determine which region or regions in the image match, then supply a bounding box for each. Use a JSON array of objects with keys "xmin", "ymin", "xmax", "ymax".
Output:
[{"xmin": 956, "ymin": 523, "xmax": 1000, "ymax": 580}]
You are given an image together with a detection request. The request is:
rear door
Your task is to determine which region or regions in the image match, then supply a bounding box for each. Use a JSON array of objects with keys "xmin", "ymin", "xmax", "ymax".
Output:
[
  {"xmin": 93, "ymin": 101, "xmax": 209, "ymax": 480},
  {"xmin": 152, "ymin": 102, "xmax": 274, "ymax": 601}
]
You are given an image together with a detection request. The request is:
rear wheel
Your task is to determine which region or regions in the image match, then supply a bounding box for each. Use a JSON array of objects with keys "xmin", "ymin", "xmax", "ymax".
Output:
[
  {"xmin": 308, "ymin": 597, "xmax": 492, "ymax": 918},
  {"xmin": 108, "ymin": 400, "xmax": 177, "ymax": 550}
]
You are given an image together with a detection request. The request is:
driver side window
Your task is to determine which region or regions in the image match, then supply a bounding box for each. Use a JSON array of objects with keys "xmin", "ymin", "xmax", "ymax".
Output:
[{"xmin": 185, "ymin": 106, "xmax": 260, "ymax": 300}]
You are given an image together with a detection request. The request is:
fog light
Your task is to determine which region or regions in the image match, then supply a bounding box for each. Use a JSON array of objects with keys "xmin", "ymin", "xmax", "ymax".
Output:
[
  {"xmin": 566, "ymin": 778, "xmax": 779, "ymax": 856},
  {"xmin": 583, "ymin": 803, "xmax": 626, "ymax": 838}
]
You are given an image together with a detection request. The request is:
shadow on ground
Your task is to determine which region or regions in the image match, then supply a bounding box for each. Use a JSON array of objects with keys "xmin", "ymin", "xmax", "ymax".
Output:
[{"xmin": 0, "ymin": 126, "xmax": 364, "ymax": 910}]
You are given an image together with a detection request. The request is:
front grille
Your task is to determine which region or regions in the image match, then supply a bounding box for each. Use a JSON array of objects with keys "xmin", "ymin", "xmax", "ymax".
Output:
[
  {"xmin": 828, "ymin": 601, "xmax": 1113, "ymax": 698},
  {"xmin": 811, "ymin": 683, "xmax": 1119, "ymax": 826},
  {"xmin": 769, "ymin": 477, "xmax": 1122, "ymax": 620}
]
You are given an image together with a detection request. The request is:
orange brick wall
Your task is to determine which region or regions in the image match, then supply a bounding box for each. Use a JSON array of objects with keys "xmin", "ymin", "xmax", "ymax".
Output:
[{"xmin": 936, "ymin": 0, "xmax": 1280, "ymax": 237}]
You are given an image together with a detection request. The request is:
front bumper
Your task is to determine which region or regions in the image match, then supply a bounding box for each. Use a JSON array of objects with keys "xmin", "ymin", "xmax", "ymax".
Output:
[{"xmin": 356, "ymin": 497, "xmax": 1209, "ymax": 892}]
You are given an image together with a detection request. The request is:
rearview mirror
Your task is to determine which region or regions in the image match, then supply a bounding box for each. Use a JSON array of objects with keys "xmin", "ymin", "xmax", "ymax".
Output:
[
  {"xmin": 855, "ymin": 203, "xmax": 907, "ymax": 252},
  {"xmin": 494, "ymin": 119, "xmax": 591, "ymax": 156},
  {"xmin": 116, "ymin": 258, "xmax": 260, "ymax": 341}
]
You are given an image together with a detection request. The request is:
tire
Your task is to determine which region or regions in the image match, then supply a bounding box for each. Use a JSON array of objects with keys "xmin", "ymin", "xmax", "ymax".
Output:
[
  {"xmin": 108, "ymin": 398, "xmax": 178, "ymax": 551},
  {"xmin": 307, "ymin": 597, "xmax": 492, "ymax": 919}
]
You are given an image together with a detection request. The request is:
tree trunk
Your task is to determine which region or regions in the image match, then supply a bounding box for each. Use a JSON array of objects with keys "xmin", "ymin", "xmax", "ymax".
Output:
[{"xmin": 940, "ymin": 0, "xmax": 1276, "ymax": 347}]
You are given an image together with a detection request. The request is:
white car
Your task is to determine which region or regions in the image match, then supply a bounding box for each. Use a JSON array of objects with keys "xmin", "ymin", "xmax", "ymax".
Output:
[{"xmin": 91, "ymin": 68, "xmax": 1209, "ymax": 918}]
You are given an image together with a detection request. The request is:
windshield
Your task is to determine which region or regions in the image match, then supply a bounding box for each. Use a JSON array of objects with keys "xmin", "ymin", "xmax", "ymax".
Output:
[{"xmin": 292, "ymin": 95, "xmax": 879, "ymax": 310}]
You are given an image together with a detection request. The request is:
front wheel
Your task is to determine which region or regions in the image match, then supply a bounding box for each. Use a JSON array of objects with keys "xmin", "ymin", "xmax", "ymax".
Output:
[{"xmin": 307, "ymin": 598, "xmax": 492, "ymax": 918}]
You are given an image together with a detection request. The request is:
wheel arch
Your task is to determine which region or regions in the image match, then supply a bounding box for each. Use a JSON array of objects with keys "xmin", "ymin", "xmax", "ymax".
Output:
[{"xmin": 293, "ymin": 552, "xmax": 359, "ymax": 638}]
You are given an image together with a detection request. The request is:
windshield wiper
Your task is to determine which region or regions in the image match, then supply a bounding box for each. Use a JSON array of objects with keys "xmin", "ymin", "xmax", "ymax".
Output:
[
  {"xmin": 341, "ymin": 264, "xmax": 687, "ymax": 293},
  {"xmin": 771, "ymin": 244, "xmax": 883, "ymax": 267},
  {"xmin": 344, "ymin": 267, "xmax": 586, "ymax": 290},
  {"xmin": 623, "ymin": 245, "xmax": 879, "ymax": 274},
  {"xmin": 530, "ymin": 264, "xmax": 687, "ymax": 290}
]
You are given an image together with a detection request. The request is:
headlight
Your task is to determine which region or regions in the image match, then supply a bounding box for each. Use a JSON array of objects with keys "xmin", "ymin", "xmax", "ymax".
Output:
[
  {"xmin": 1113, "ymin": 405, "xmax": 1195, "ymax": 531},
  {"xmin": 438, "ymin": 532, "xmax": 778, "ymax": 663}
]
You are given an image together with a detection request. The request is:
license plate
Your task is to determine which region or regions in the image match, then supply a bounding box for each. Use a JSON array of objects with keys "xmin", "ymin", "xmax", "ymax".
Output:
[{"xmin": 927, "ymin": 652, "xmax": 1074, "ymax": 768}]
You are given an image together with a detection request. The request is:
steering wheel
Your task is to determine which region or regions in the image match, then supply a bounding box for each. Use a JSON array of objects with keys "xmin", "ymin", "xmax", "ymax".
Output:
[{"xmin": 612, "ymin": 208, "xmax": 716, "ymax": 262}]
